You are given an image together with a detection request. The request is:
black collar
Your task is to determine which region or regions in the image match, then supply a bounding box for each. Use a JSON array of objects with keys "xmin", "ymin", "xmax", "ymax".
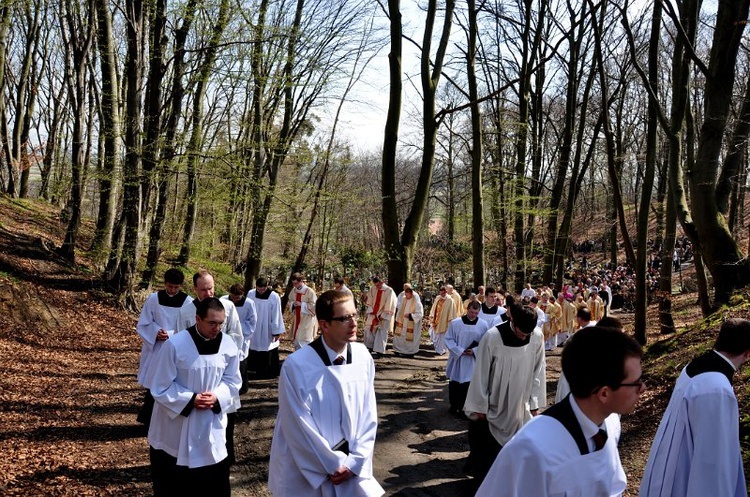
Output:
[{"xmin": 309, "ymin": 336, "xmax": 352, "ymax": 366}]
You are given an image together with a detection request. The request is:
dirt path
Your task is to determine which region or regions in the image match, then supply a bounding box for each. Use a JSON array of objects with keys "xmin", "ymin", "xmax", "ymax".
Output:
[{"xmin": 230, "ymin": 342, "xmax": 570, "ymax": 497}]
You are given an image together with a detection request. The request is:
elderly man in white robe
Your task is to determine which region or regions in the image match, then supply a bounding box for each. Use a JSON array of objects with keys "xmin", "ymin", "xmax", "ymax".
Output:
[
  {"xmin": 221, "ymin": 283, "xmax": 257, "ymax": 394},
  {"xmin": 288, "ymin": 272, "xmax": 317, "ymax": 350},
  {"xmin": 136, "ymin": 268, "xmax": 191, "ymax": 425},
  {"xmin": 640, "ymin": 318, "xmax": 750, "ymax": 497},
  {"xmin": 363, "ymin": 277, "xmax": 397, "ymax": 357},
  {"xmin": 247, "ymin": 277, "xmax": 285, "ymax": 379},
  {"xmin": 269, "ymin": 290, "xmax": 384, "ymax": 497},
  {"xmin": 392, "ymin": 285, "xmax": 424, "ymax": 356},
  {"xmin": 444, "ymin": 301, "xmax": 489, "ymax": 416},
  {"xmin": 148, "ymin": 297, "xmax": 242, "ymax": 496},
  {"xmin": 477, "ymin": 326, "xmax": 644, "ymax": 497},
  {"xmin": 177, "ymin": 270, "xmax": 244, "ymax": 464},
  {"xmin": 463, "ymin": 298, "xmax": 546, "ymax": 487},
  {"xmin": 429, "ymin": 286, "xmax": 457, "ymax": 355}
]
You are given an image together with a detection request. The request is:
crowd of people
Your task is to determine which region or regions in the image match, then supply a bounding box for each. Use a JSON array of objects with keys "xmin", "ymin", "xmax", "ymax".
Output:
[{"xmin": 134, "ymin": 270, "xmax": 747, "ymax": 497}]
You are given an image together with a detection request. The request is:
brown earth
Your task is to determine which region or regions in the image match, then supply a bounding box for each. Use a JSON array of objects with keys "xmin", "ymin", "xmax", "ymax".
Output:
[{"xmin": 0, "ymin": 196, "xmax": 711, "ymax": 496}]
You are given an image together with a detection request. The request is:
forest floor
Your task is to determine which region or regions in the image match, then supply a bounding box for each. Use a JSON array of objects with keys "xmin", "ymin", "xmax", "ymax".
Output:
[{"xmin": 0, "ymin": 195, "xmax": 733, "ymax": 496}]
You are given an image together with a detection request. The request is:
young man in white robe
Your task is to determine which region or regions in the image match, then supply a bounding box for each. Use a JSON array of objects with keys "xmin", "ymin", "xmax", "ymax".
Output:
[
  {"xmin": 476, "ymin": 326, "xmax": 644, "ymax": 497},
  {"xmin": 444, "ymin": 301, "xmax": 489, "ymax": 415},
  {"xmin": 148, "ymin": 297, "xmax": 242, "ymax": 496},
  {"xmin": 429, "ymin": 286, "xmax": 457, "ymax": 355},
  {"xmin": 221, "ymin": 283, "xmax": 257, "ymax": 394},
  {"xmin": 247, "ymin": 277, "xmax": 285, "ymax": 379},
  {"xmin": 363, "ymin": 277, "xmax": 397, "ymax": 357},
  {"xmin": 333, "ymin": 276, "xmax": 354, "ymax": 301},
  {"xmin": 177, "ymin": 270, "xmax": 244, "ymax": 464},
  {"xmin": 476, "ymin": 287, "xmax": 507, "ymax": 328},
  {"xmin": 136, "ymin": 268, "xmax": 191, "ymax": 425},
  {"xmin": 288, "ymin": 272, "xmax": 317, "ymax": 350},
  {"xmin": 463, "ymin": 298, "xmax": 546, "ymax": 487},
  {"xmin": 269, "ymin": 290, "xmax": 384, "ymax": 497},
  {"xmin": 640, "ymin": 318, "xmax": 750, "ymax": 497},
  {"xmin": 392, "ymin": 285, "xmax": 424, "ymax": 356}
]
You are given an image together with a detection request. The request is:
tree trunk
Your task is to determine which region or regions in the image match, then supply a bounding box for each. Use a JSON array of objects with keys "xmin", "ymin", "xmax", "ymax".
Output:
[
  {"xmin": 467, "ymin": 0, "xmax": 484, "ymax": 289},
  {"xmin": 107, "ymin": 0, "xmax": 143, "ymax": 300},
  {"xmin": 90, "ymin": 0, "xmax": 120, "ymax": 256},
  {"xmin": 634, "ymin": 0, "xmax": 661, "ymax": 344}
]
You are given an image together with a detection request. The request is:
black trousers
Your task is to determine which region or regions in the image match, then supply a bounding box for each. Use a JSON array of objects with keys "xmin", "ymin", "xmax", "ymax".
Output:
[
  {"xmin": 137, "ymin": 389, "xmax": 155, "ymax": 425},
  {"xmin": 448, "ymin": 380, "xmax": 470, "ymax": 414},
  {"xmin": 150, "ymin": 447, "xmax": 230, "ymax": 496},
  {"xmin": 465, "ymin": 418, "xmax": 502, "ymax": 485},
  {"xmin": 247, "ymin": 349, "xmax": 280, "ymax": 378}
]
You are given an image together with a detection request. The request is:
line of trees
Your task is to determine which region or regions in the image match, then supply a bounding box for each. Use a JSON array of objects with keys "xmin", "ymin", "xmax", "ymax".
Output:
[{"xmin": 0, "ymin": 0, "xmax": 748, "ymax": 344}]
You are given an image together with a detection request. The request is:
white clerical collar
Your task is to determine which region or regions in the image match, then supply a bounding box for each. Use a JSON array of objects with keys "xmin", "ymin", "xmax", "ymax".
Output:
[
  {"xmin": 321, "ymin": 336, "xmax": 346, "ymax": 362},
  {"xmin": 569, "ymin": 395, "xmax": 604, "ymax": 449},
  {"xmin": 714, "ymin": 349, "xmax": 738, "ymax": 371}
]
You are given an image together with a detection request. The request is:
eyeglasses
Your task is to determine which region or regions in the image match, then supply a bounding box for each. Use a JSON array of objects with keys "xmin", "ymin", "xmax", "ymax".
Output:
[
  {"xmin": 616, "ymin": 378, "xmax": 645, "ymax": 389},
  {"xmin": 204, "ymin": 320, "xmax": 225, "ymax": 328},
  {"xmin": 329, "ymin": 313, "xmax": 357, "ymax": 323}
]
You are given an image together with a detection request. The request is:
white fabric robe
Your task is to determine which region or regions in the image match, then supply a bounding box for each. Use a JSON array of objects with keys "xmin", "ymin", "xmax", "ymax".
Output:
[
  {"xmin": 476, "ymin": 413, "xmax": 626, "ymax": 497},
  {"xmin": 136, "ymin": 291, "xmax": 191, "ymax": 387},
  {"xmin": 248, "ymin": 289, "xmax": 285, "ymax": 352},
  {"xmin": 288, "ymin": 284, "xmax": 318, "ymax": 349},
  {"xmin": 364, "ymin": 284, "xmax": 397, "ymax": 354},
  {"xmin": 177, "ymin": 298, "xmax": 244, "ymax": 413},
  {"xmin": 640, "ymin": 368, "xmax": 747, "ymax": 497},
  {"xmin": 477, "ymin": 305, "xmax": 506, "ymax": 328},
  {"xmin": 392, "ymin": 295, "xmax": 424, "ymax": 355},
  {"xmin": 464, "ymin": 325, "xmax": 546, "ymax": 445},
  {"xmin": 147, "ymin": 330, "xmax": 241, "ymax": 468},
  {"xmin": 220, "ymin": 294, "xmax": 257, "ymax": 360},
  {"xmin": 268, "ymin": 342, "xmax": 384, "ymax": 497},
  {"xmin": 444, "ymin": 317, "xmax": 490, "ymax": 383}
]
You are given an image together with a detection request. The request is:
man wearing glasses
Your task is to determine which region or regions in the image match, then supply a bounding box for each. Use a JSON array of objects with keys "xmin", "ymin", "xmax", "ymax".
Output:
[
  {"xmin": 476, "ymin": 326, "xmax": 644, "ymax": 496},
  {"xmin": 269, "ymin": 290, "xmax": 384, "ymax": 496},
  {"xmin": 641, "ymin": 318, "xmax": 750, "ymax": 497},
  {"xmin": 148, "ymin": 297, "xmax": 242, "ymax": 496}
]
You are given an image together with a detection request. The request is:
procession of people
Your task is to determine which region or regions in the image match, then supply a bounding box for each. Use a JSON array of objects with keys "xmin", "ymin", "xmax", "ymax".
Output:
[{"xmin": 134, "ymin": 269, "xmax": 749, "ymax": 497}]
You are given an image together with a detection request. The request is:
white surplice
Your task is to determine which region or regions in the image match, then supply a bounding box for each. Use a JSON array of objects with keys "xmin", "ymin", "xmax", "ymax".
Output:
[
  {"xmin": 248, "ymin": 288, "xmax": 285, "ymax": 352},
  {"xmin": 220, "ymin": 294, "xmax": 256, "ymax": 361},
  {"xmin": 640, "ymin": 367, "xmax": 747, "ymax": 497},
  {"xmin": 444, "ymin": 316, "xmax": 490, "ymax": 383},
  {"xmin": 136, "ymin": 290, "xmax": 191, "ymax": 388},
  {"xmin": 268, "ymin": 342, "xmax": 383, "ymax": 497},
  {"xmin": 476, "ymin": 412, "xmax": 626, "ymax": 497},
  {"xmin": 464, "ymin": 324, "xmax": 546, "ymax": 444},
  {"xmin": 147, "ymin": 330, "xmax": 241, "ymax": 468},
  {"xmin": 177, "ymin": 298, "xmax": 244, "ymax": 413}
]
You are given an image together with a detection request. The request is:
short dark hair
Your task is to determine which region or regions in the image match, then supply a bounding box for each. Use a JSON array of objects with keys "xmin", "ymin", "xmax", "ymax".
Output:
[
  {"xmin": 316, "ymin": 290, "xmax": 352, "ymax": 321},
  {"xmin": 333, "ymin": 276, "xmax": 345, "ymax": 285},
  {"xmin": 485, "ymin": 286, "xmax": 496, "ymax": 295},
  {"xmin": 511, "ymin": 304, "xmax": 537, "ymax": 335},
  {"xmin": 229, "ymin": 283, "xmax": 245, "ymax": 297},
  {"xmin": 563, "ymin": 326, "xmax": 643, "ymax": 398},
  {"xmin": 164, "ymin": 268, "xmax": 184, "ymax": 285},
  {"xmin": 291, "ymin": 272, "xmax": 304, "ymax": 282},
  {"xmin": 196, "ymin": 297, "xmax": 225, "ymax": 319},
  {"xmin": 255, "ymin": 277, "xmax": 268, "ymax": 288},
  {"xmin": 193, "ymin": 269, "xmax": 212, "ymax": 287},
  {"xmin": 576, "ymin": 307, "xmax": 592, "ymax": 322},
  {"xmin": 467, "ymin": 300, "xmax": 481, "ymax": 311},
  {"xmin": 715, "ymin": 318, "xmax": 750, "ymax": 355},
  {"xmin": 597, "ymin": 316, "xmax": 623, "ymax": 330},
  {"xmin": 371, "ymin": 276, "xmax": 381, "ymax": 283}
]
